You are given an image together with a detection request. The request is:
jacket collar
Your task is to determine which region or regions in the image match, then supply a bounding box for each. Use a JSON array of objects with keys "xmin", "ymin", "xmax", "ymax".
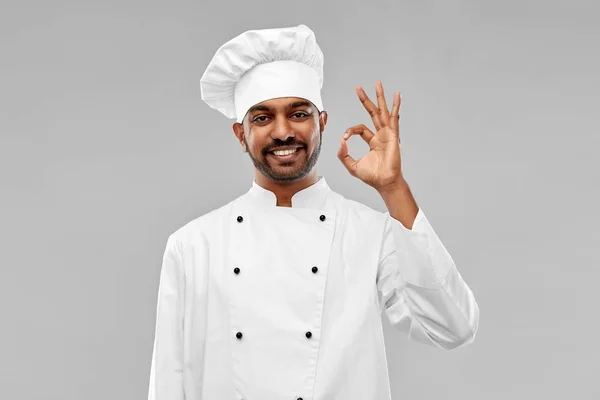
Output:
[{"xmin": 247, "ymin": 175, "xmax": 331, "ymax": 209}]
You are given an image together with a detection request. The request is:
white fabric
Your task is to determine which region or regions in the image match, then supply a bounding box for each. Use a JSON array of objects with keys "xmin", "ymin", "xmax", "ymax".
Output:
[
  {"xmin": 148, "ymin": 176, "xmax": 480, "ymax": 400},
  {"xmin": 199, "ymin": 24, "xmax": 324, "ymax": 123},
  {"xmin": 234, "ymin": 60, "xmax": 323, "ymax": 124}
]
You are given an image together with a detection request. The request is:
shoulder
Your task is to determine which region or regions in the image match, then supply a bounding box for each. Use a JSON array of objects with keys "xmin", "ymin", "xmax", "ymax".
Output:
[
  {"xmin": 167, "ymin": 197, "xmax": 238, "ymax": 246},
  {"xmin": 337, "ymin": 194, "xmax": 388, "ymax": 225},
  {"xmin": 327, "ymin": 191, "xmax": 390, "ymax": 242}
]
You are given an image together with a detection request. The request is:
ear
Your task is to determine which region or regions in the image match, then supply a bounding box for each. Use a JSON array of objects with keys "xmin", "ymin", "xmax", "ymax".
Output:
[
  {"xmin": 232, "ymin": 122, "xmax": 247, "ymax": 152},
  {"xmin": 319, "ymin": 111, "xmax": 328, "ymax": 132}
]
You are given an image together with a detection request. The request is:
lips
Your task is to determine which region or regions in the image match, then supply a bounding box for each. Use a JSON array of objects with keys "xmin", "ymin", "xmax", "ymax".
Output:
[
  {"xmin": 268, "ymin": 147, "xmax": 304, "ymax": 161},
  {"xmin": 268, "ymin": 146, "xmax": 303, "ymax": 154}
]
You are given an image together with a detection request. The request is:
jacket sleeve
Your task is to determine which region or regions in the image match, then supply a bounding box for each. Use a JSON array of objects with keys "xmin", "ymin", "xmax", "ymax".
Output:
[
  {"xmin": 376, "ymin": 208, "xmax": 479, "ymax": 350},
  {"xmin": 148, "ymin": 234, "xmax": 186, "ymax": 399}
]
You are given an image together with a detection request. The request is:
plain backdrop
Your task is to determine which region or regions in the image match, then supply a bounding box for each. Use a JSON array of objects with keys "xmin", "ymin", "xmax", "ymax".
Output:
[{"xmin": 2, "ymin": 0, "xmax": 599, "ymax": 399}]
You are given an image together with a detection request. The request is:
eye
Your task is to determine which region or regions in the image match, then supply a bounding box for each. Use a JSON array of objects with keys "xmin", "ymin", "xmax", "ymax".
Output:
[{"xmin": 253, "ymin": 113, "xmax": 308, "ymax": 122}]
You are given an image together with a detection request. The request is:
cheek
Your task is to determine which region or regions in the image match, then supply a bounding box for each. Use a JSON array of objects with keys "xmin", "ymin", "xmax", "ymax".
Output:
[{"xmin": 308, "ymin": 131, "xmax": 321, "ymax": 147}]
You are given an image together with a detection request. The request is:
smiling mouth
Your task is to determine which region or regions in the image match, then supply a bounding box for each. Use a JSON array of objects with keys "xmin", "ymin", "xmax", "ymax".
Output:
[{"xmin": 268, "ymin": 147, "xmax": 304, "ymax": 160}]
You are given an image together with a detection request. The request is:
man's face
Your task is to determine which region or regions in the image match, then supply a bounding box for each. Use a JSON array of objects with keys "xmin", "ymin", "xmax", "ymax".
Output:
[{"xmin": 235, "ymin": 97, "xmax": 327, "ymax": 183}]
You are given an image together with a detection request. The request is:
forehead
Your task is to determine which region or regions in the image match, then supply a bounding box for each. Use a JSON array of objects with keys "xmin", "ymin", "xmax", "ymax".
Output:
[{"xmin": 248, "ymin": 97, "xmax": 314, "ymax": 114}]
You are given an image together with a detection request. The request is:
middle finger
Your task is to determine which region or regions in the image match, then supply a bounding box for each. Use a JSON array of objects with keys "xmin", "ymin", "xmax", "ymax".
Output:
[
  {"xmin": 356, "ymin": 85, "xmax": 382, "ymax": 131},
  {"xmin": 375, "ymin": 80, "xmax": 390, "ymax": 127}
]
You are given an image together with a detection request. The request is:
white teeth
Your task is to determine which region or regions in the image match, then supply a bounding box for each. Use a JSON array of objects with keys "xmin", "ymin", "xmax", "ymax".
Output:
[{"xmin": 272, "ymin": 148, "xmax": 298, "ymax": 156}]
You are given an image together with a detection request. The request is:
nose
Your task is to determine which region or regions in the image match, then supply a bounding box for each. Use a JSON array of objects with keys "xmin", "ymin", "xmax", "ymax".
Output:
[{"xmin": 271, "ymin": 114, "xmax": 295, "ymax": 143}]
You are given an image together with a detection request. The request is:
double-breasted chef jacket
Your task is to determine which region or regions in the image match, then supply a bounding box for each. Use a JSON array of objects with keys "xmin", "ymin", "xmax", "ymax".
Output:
[{"xmin": 148, "ymin": 175, "xmax": 480, "ymax": 400}]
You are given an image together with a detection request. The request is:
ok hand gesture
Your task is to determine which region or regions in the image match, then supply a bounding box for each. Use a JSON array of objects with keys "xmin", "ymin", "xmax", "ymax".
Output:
[{"xmin": 337, "ymin": 80, "xmax": 406, "ymax": 193}]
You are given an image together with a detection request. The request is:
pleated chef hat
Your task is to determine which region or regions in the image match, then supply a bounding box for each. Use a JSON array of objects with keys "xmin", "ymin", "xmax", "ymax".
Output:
[{"xmin": 200, "ymin": 24, "xmax": 324, "ymax": 124}]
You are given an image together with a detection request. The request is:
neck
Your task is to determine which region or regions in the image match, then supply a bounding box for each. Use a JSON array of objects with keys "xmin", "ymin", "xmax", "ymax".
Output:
[{"xmin": 254, "ymin": 170, "xmax": 319, "ymax": 207}]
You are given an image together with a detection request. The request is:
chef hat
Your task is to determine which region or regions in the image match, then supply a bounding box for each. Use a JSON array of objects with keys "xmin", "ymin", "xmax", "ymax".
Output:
[{"xmin": 200, "ymin": 24, "xmax": 324, "ymax": 124}]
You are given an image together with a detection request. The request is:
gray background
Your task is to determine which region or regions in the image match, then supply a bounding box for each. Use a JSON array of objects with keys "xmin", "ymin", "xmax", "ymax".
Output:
[{"xmin": 2, "ymin": 0, "xmax": 599, "ymax": 399}]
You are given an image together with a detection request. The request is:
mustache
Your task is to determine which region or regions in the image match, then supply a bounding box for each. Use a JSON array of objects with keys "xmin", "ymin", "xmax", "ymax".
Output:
[{"xmin": 265, "ymin": 142, "xmax": 305, "ymax": 152}]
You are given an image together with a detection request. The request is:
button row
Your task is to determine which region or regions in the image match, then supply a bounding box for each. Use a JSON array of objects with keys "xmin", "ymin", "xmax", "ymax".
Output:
[
  {"xmin": 235, "ymin": 213, "xmax": 322, "ymax": 400},
  {"xmin": 237, "ymin": 214, "xmax": 327, "ymax": 223},
  {"xmin": 233, "ymin": 266, "xmax": 318, "ymax": 274},
  {"xmin": 235, "ymin": 331, "xmax": 312, "ymax": 340}
]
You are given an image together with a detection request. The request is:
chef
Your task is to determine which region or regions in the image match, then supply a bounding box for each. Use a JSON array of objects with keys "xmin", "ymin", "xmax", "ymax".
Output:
[{"xmin": 148, "ymin": 24, "xmax": 479, "ymax": 400}]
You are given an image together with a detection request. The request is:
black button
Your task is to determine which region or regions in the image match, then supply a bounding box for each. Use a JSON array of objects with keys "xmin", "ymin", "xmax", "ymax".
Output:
[
  {"xmin": 305, "ymin": 331, "xmax": 312, "ymax": 338},
  {"xmin": 236, "ymin": 332, "xmax": 243, "ymax": 339},
  {"xmin": 312, "ymin": 266, "xmax": 318, "ymax": 273},
  {"xmin": 234, "ymin": 267, "xmax": 240, "ymax": 274},
  {"xmin": 298, "ymin": 397, "xmax": 303, "ymax": 400},
  {"xmin": 237, "ymin": 216, "xmax": 243, "ymax": 222},
  {"xmin": 319, "ymin": 214, "xmax": 326, "ymax": 221}
]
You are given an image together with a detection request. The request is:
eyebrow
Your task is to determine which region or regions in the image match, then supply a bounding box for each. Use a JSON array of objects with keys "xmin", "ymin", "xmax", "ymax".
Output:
[{"xmin": 247, "ymin": 100, "xmax": 313, "ymax": 115}]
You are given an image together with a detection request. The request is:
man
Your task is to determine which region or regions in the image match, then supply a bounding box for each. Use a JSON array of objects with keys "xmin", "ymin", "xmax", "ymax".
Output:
[{"xmin": 148, "ymin": 24, "xmax": 479, "ymax": 400}]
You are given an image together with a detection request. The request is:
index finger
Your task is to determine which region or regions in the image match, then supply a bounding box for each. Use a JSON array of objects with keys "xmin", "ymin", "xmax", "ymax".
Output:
[{"xmin": 356, "ymin": 85, "xmax": 382, "ymax": 131}]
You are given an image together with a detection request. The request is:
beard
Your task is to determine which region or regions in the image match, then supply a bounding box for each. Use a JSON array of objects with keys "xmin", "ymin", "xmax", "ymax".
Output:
[{"xmin": 244, "ymin": 130, "xmax": 322, "ymax": 183}]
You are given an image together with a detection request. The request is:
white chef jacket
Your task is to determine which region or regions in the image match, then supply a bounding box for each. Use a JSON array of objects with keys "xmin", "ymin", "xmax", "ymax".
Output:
[{"xmin": 148, "ymin": 175, "xmax": 479, "ymax": 400}]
